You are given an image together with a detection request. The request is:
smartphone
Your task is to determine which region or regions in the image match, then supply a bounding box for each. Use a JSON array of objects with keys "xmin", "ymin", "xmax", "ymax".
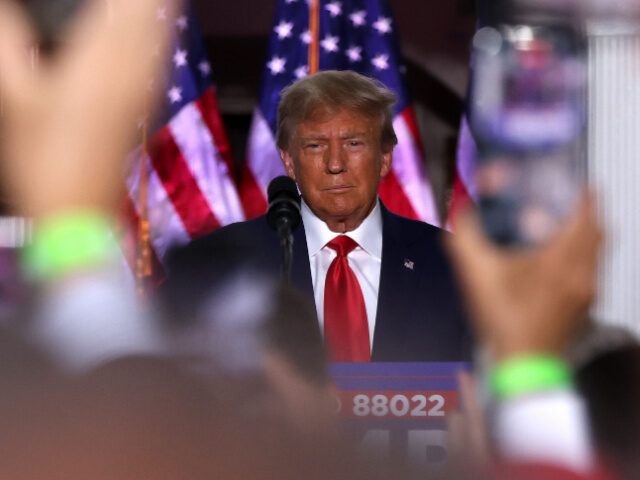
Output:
[{"xmin": 469, "ymin": 22, "xmax": 587, "ymax": 245}]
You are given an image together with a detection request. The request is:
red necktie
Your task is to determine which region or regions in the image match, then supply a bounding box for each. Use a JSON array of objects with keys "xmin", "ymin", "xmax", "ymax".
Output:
[{"xmin": 323, "ymin": 236, "xmax": 371, "ymax": 362}]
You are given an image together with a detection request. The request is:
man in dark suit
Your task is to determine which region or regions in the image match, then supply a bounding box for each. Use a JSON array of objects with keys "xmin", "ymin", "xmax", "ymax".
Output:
[{"xmin": 167, "ymin": 70, "xmax": 471, "ymax": 362}]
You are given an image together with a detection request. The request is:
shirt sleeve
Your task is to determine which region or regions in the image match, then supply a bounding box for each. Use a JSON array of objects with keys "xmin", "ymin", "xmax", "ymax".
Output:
[
  {"xmin": 28, "ymin": 266, "xmax": 162, "ymax": 372},
  {"xmin": 493, "ymin": 388, "xmax": 594, "ymax": 473}
]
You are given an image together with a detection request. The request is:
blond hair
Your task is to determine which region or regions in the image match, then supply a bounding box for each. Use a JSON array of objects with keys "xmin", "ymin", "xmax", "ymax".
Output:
[{"xmin": 276, "ymin": 70, "xmax": 398, "ymax": 152}]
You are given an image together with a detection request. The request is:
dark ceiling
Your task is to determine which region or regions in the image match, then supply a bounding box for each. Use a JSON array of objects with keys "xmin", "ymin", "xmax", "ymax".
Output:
[{"xmin": 193, "ymin": 0, "xmax": 476, "ymax": 114}]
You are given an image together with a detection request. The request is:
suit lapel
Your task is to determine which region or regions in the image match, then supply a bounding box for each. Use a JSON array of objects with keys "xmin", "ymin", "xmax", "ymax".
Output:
[
  {"xmin": 290, "ymin": 221, "xmax": 315, "ymax": 301},
  {"xmin": 371, "ymin": 204, "xmax": 417, "ymax": 360}
]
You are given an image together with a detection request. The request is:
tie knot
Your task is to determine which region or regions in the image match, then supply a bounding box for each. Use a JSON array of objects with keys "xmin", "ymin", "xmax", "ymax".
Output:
[{"xmin": 327, "ymin": 235, "xmax": 358, "ymax": 257}]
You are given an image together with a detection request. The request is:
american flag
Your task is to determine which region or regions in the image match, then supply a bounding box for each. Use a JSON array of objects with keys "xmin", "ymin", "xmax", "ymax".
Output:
[
  {"xmin": 447, "ymin": 11, "xmax": 490, "ymax": 230},
  {"xmin": 446, "ymin": 114, "xmax": 477, "ymax": 229},
  {"xmin": 239, "ymin": 0, "xmax": 440, "ymax": 226},
  {"xmin": 118, "ymin": 4, "xmax": 244, "ymax": 287}
]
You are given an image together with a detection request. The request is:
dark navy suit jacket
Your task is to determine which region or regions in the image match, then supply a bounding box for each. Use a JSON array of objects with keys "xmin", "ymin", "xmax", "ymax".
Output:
[{"xmin": 165, "ymin": 202, "xmax": 472, "ymax": 362}]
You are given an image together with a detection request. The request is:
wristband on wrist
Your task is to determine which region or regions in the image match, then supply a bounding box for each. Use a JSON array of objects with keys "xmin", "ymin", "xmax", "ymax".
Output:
[
  {"xmin": 490, "ymin": 355, "xmax": 573, "ymax": 401},
  {"xmin": 22, "ymin": 209, "xmax": 117, "ymax": 281}
]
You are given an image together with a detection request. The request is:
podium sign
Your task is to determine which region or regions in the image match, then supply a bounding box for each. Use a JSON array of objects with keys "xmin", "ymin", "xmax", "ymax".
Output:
[{"xmin": 329, "ymin": 362, "xmax": 470, "ymax": 470}]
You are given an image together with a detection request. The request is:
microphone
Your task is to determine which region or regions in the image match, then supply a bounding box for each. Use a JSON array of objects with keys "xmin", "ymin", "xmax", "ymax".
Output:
[
  {"xmin": 266, "ymin": 176, "xmax": 301, "ymax": 283},
  {"xmin": 267, "ymin": 176, "xmax": 301, "ymax": 235}
]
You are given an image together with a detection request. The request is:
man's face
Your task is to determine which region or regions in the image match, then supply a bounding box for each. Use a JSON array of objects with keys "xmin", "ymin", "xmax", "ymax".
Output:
[{"xmin": 280, "ymin": 108, "xmax": 392, "ymax": 233}]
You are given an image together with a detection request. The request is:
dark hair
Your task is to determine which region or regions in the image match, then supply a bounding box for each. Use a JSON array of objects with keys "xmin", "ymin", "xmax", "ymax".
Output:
[
  {"xmin": 576, "ymin": 343, "xmax": 640, "ymax": 480},
  {"xmin": 276, "ymin": 70, "xmax": 398, "ymax": 152}
]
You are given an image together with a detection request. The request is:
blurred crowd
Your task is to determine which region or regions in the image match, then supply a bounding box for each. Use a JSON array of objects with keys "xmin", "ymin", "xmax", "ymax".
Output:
[{"xmin": 0, "ymin": 0, "xmax": 638, "ymax": 479}]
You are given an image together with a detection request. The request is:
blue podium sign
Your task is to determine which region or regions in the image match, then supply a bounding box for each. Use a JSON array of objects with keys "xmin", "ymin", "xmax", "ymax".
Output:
[{"xmin": 329, "ymin": 362, "xmax": 470, "ymax": 470}]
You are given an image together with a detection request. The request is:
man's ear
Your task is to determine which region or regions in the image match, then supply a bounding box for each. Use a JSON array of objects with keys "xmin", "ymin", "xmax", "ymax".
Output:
[
  {"xmin": 280, "ymin": 149, "xmax": 297, "ymax": 181},
  {"xmin": 380, "ymin": 149, "xmax": 392, "ymax": 178}
]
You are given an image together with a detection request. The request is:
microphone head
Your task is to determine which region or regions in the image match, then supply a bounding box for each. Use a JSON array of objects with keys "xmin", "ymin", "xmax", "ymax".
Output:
[
  {"xmin": 267, "ymin": 176, "xmax": 301, "ymax": 232},
  {"xmin": 267, "ymin": 175, "xmax": 298, "ymax": 204}
]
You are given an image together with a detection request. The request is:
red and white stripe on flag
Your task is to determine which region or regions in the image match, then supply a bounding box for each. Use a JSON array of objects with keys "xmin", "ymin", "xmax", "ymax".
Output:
[
  {"xmin": 380, "ymin": 107, "xmax": 439, "ymax": 225},
  {"xmin": 239, "ymin": 108, "xmax": 286, "ymax": 220},
  {"xmin": 120, "ymin": 86, "xmax": 245, "ymax": 286},
  {"xmin": 446, "ymin": 115, "xmax": 477, "ymax": 230}
]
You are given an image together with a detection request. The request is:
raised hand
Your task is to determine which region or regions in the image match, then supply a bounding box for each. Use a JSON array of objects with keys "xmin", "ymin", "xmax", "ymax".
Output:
[
  {"xmin": 447, "ymin": 194, "xmax": 603, "ymax": 360},
  {"xmin": 0, "ymin": 0, "xmax": 179, "ymax": 217}
]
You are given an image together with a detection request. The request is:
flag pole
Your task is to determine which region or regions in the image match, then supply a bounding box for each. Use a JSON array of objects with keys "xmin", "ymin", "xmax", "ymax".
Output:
[
  {"xmin": 136, "ymin": 104, "xmax": 152, "ymax": 299},
  {"xmin": 127, "ymin": 0, "xmax": 151, "ymax": 298},
  {"xmin": 308, "ymin": 0, "xmax": 320, "ymax": 74}
]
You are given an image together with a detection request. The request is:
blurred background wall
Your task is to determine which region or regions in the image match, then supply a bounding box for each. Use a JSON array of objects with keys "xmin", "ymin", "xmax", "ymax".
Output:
[{"xmin": 587, "ymin": 20, "xmax": 640, "ymax": 334}]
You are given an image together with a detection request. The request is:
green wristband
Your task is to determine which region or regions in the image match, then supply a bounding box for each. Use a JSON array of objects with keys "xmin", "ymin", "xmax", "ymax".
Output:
[
  {"xmin": 490, "ymin": 355, "xmax": 573, "ymax": 401},
  {"xmin": 22, "ymin": 209, "xmax": 117, "ymax": 281}
]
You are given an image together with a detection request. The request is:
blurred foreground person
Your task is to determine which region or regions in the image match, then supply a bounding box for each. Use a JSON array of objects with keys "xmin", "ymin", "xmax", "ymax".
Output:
[
  {"xmin": 0, "ymin": 0, "xmax": 177, "ymax": 369},
  {"xmin": 446, "ymin": 196, "xmax": 614, "ymax": 479},
  {"xmin": 0, "ymin": 330, "xmax": 375, "ymax": 480},
  {"xmin": 575, "ymin": 340, "xmax": 640, "ymax": 480},
  {"xmin": 160, "ymin": 259, "xmax": 339, "ymax": 439}
]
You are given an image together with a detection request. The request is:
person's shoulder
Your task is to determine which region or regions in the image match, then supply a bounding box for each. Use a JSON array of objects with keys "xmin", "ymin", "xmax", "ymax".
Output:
[
  {"xmin": 190, "ymin": 215, "xmax": 271, "ymax": 248},
  {"xmin": 164, "ymin": 215, "xmax": 273, "ymax": 273},
  {"xmin": 160, "ymin": 214, "xmax": 281, "ymax": 314},
  {"xmin": 381, "ymin": 205, "xmax": 448, "ymax": 242}
]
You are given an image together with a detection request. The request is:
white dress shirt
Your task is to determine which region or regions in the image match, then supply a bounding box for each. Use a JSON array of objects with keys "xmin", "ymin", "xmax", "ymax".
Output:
[{"xmin": 301, "ymin": 199, "xmax": 382, "ymax": 350}]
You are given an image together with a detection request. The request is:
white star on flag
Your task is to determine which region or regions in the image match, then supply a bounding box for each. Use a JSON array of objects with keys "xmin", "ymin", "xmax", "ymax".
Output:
[
  {"xmin": 294, "ymin": 65, "xmax": 309, "ymax": 79},
  {"xmin": 175, "ymin": 15, "xmax": 188, "ymax": 31},
  {"xmin": 267, "ymin": 55, "xmax": 287, "ymax": 75},
  {"xmin": 167, "ymin": 86, "xmax": 182, "ymax": 103},
  {"xmin": 373, "ymin": 16, "xmax": 392, "ymax": 34},
  {"xmin": 173, "ymin": 48, "xmax": 188, "ymax": 67},
  {"xmin": 156, "ymin": 7, "xmax": 167, "ymax": 20},
  {"xmin": 300, "ymin": 29, "xmax": 311, "ymax": 45},
  {"xmin": 371, "ymin": 53, "xmax": 389, "ymax": 70},
  {"xmin": 320, "ymin": 35, "xmax": 339, "ymax": 53},
  {"xmin": 349, "ymin": 10, "xmax": 366, "ymax": 27},
  {"xmin": 274, "ymin": 21, "xmax": 294, "ymax": 40},
  {"xmin": 346, "ymin": 46, "xmax": 362, "ymax": 62},
  {"xmin": 198, "ymin": 60, "xmax": 212, "ymax": 76},
  {"xmin": 325, "ymin": 2, "xmax": 342, "ymax": 17}
]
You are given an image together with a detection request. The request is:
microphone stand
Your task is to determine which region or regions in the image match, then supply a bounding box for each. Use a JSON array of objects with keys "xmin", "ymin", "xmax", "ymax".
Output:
[{"xmin": 276, "ymin": 217, "xmax": 294, "ymax": 284}]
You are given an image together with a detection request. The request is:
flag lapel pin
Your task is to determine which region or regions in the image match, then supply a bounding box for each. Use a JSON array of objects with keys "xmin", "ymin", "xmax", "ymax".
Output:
[{"xmin": 403, "ymin": 259, "xmax": 414, "ymax": 270}]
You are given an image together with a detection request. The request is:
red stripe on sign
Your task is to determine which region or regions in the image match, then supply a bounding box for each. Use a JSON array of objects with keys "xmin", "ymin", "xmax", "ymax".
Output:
[
  {"xmin": 378, "ymin": 169, "xmax": 420, "ymax": 221},
  {"xmin": 114, "ymin": 194, "xmax": 166, "ymax": 289},
  {"xmin": 399, "ymin": 106, "xmax": 426, "ymax": 157},
  {"xmin": 195, "ymin": 87, "xmax": 236, "ymax": 179},
  {"xmin": 338, "ymin": 390, "xmax": 458, "ymax": 420},
  {"xmin": 446, "ymin": 171, "xmax": 472, "ymax": 231},
  {"xmin": 148, "ymin": 126, "xmax": 221, "ymax": 239},
  {"xmin": 238, "ymin": 162, "xmax": 269, "ymax": 219}
]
